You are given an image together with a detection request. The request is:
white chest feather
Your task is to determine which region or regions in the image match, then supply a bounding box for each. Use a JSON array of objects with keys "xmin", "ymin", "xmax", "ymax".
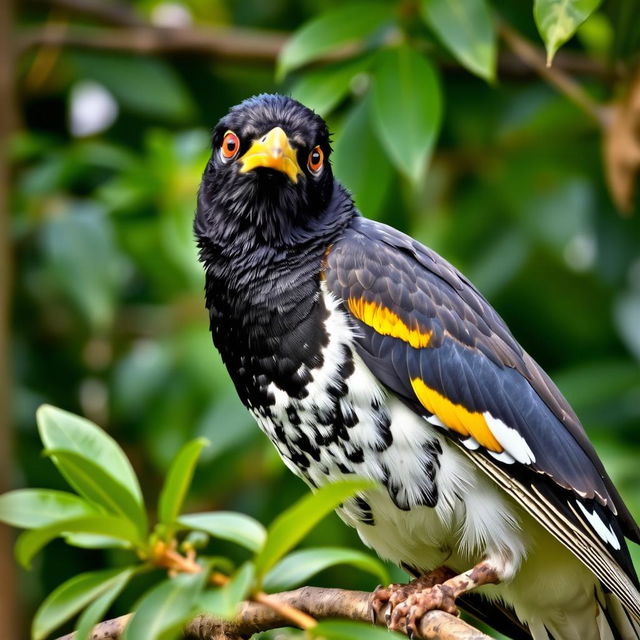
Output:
[{"xmin": 250, "ymin": 286, "xmax": 527, "ymax": 576}]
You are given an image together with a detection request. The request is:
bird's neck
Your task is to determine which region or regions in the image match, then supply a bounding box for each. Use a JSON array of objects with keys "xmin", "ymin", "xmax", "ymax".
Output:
[{"xmin": 197, "ymin": 183, "xmax": 355, "ymax": 321}]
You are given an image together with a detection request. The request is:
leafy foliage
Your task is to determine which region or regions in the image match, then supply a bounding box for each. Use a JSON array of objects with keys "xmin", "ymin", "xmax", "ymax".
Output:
[{"xmin": 1, "ymin": 407, "xmax": 382, "ymax": 640}]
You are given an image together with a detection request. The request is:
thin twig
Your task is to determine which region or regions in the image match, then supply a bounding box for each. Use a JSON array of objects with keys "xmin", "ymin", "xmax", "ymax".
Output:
[
  {"xmin": 499, "ymin": 21, "xmax": 608, "ymax": 127},
  {"xmin": 149, "ymin": 541, "xmax": 317, "ymax": 630},
  {"xmin": 55, "ymin": 587, "xmax": 491, "ymax": 640}
]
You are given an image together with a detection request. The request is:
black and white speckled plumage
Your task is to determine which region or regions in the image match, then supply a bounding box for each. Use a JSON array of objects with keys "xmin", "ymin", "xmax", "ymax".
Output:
[{"xmin": 195, "ymin": 94, "xmax": 640, "ymax": 640}]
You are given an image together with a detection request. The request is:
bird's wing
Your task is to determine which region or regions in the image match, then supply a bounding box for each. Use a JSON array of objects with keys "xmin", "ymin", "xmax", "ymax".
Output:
[{"xmin": 324, "ymin": 216, "xmax": 640, "ymax": 618}]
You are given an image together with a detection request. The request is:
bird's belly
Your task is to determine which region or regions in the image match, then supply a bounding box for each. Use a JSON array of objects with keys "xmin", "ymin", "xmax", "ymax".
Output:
[{"xmin": 249, "ymin": 288, "xmax": 527, "ymax": 575}]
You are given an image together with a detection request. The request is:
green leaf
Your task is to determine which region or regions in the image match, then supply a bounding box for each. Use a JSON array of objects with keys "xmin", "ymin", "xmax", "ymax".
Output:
[
  {"xmin": 333, "ymin": 97, "xmax": 393, "ymax": 220},
  {"xmin": 0, "ymin": 489, "xmax": 97, "ymax": 529},
  {"xmin": 534, "ymin": 0, "xmax": 602, "ymax": 64},
  {"xmin": 198, "ymin": 562, "xmax": 255, "ymax": 619},
  {"xmin": 372, "ymin": 46, "xmax": 443, "ymax": 184},
  {"xmin": 177, "ymin": 512, "xmax": 266, "ymax": 553},
  {"xmin": 253, "ymin": 478, "xmax": 374, "ymax": 580},
  {"xmin": 44, "ymin": 449, "xmax": 147, "ymax": 537},
  {"xmin": 158, "ymin": 438, "xmax": 209, "ymax": 527},
  {"xmin": 63, "ymin": 533, "xmax": 133, "ymax": 549},
  {"xmin": 277, "ymin": 3, "xmax": 394, "ymax": 80},
  {"xmin": 312, "ymin": 620, "xmax": 404, "ymax": 640},
  {"xmin": 74, "ymin": 568, "xmax": 138, "ymax": 640},
  {"xmin": 124, "ymin": 571, "xmax": 208, "ymax": 640},
  {"xmin": 37, "ymin": 405, "xmax": 143, "ymax": 506},
  {"xmin": 290, "ymin": 56, "xmax": 373, "ymax": 117},
  {"xmin": 263, "ymin": 547, "xmax": 389, "ymax": 592},
  {"xmin": 31, "ymin": 566, "xmax": 136, "ymax": 640},
  {"xmin": 16, "ymin": 515, "xmax": 141, "ymax": 569},
  {"xmin": 421, "ymin": 0, "xmax": 496, "ymax": 81}
]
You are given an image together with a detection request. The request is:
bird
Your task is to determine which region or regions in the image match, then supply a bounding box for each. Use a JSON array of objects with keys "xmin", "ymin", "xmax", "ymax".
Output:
[{"xmin": 194, "ymin": 93, "xmax": 640, "ymax": 640}]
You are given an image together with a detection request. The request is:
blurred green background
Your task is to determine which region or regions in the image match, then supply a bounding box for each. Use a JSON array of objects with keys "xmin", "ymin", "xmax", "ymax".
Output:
[{"xmin": 3, "ymin": 0, "xmax": 640, "ymax": 638}]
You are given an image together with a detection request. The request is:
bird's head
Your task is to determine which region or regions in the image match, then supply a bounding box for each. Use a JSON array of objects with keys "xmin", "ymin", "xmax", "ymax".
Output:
[{"xmin": 197, "ymin": 94, "xmax": 336, "ymax": 247}]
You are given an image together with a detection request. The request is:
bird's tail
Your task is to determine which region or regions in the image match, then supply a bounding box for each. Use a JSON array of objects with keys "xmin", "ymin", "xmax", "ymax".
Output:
[
  {"xmin": 528, "ymin": 592, "xmax": 640, "ymax": 640},
  {"xmin": 598, "ymin": 591, "xmax": 640, "ymax": 640}
]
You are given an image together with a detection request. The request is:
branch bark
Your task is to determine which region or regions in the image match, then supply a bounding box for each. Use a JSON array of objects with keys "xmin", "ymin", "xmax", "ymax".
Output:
[
  {"xmin": 15, "ymin": 16, "xmax": 617, "ymax": 82},
  {"xmin": 55, "ymin": 587, "xmax": 490, "ymax": 640}
]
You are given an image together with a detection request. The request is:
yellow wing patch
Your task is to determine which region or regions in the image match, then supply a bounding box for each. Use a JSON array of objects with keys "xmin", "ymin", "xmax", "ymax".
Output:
[
  {"xmin": 410, "ymin": 378, "xmax": 503, "ymax": 452},
  {"xmin": 347, "ymin": 297, "xmax": 432, "ymax": 349}
]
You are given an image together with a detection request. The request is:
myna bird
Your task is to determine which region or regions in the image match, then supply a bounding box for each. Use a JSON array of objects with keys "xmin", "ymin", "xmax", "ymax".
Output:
[{"xmin": 194, "ymin": 94, "xmax": 640, "ymax": 640}]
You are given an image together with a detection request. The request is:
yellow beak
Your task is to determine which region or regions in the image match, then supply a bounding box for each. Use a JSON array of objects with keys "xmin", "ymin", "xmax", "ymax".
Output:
[{"xmin": 238, "ymin": 127, "xmax": 302, "ymax": 183}]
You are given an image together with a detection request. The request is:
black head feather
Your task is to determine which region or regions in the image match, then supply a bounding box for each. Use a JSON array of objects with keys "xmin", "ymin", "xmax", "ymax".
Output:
[{"xmin": 195, "ymin": 94, "xmax": 338, "ymax": 249}]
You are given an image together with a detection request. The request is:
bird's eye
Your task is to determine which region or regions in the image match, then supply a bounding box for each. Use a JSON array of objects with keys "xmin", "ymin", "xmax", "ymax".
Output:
[
  {"xmin": 221, "ymin": 131, "xmax": 240, "ymax": 159},
  {"xmin": 307, "ymin": 146, "xmax": 324, "ymax": 173}
]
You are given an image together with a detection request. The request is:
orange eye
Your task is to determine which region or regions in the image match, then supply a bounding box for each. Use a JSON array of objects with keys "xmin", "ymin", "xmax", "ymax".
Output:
[
  {"xmin": 221, "ymin": 131, "xmax": 240, "ymax": 159},
  {"xmin": 307, "ymin": 146, "xmax": 324, "ymax": 173}
]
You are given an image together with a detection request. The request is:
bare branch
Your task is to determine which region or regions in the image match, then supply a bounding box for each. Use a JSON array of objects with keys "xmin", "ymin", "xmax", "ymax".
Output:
[
  {"xmin": 55, "ymin": 587, "xmax": 491, "ymax": 640},
  {"xmin": 15, "ymin": 20, "xmax": 617, "ymax": 82},
  {"xmin": 17, "ymin": 23, "xmax": 288, "ymax": 64}
]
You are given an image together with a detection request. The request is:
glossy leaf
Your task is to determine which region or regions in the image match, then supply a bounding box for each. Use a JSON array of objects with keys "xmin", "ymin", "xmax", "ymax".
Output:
[
  {"xmin": 198, "ymin": 562, "xmax": 255, "ymax": 619},
  {"xmin": 31, "ymin": 566, "xmax": 136, "ymax": 640},
  {"xmin": 253, "ymin": 478, "xmax": 373, "ymax": 580},
  {"xmin": 0, "ymin": 489, "xmax": 97, "ymax": 529},
  {"xmin": 372, "ymin": 46, "xmax": 443, "ymax": 183},
  {"xmin": 333, "ymin": 97, "xmax": 393, "ymax": 220},
  {"xmin": 158, "ymin": 437, "xmax": 209, "ymax": 527},
  {"xmin": 290, "ymin": 56, "xmax": 372, "ymax": 117},
  {"xmin": 263, "ymin": 547, "xmax": 389, "ymax": 592},
  {"xmin": 312, "ymin": 620, "xmax": 404, "ymax": 640},
  {"xmin": 421, "ymin": 0, "xmax": 496, "ymax": 81},
  {"xmin": 178, "ymin": 512, "xmax": 266, "ymax": 552},
  {"xmin": 124, "ymin": 571, "xmax": 208, "ymax": 640},
  {"xmin": 16, "ymin": 515, "xmax": 141, "ymax": 568},
  {"xmin": 63, "ymin": 533, "xmax": 133, "ymax": 549},
  {"xmin": 74, "ymin": 568, "xmax": 137, "ymax": 640},
  {"xmin": 534, "ymin": 0, "xmax": 602, "ymax": 64},
  {"xmin": 44, "ymin": 449, "xmax": 147, "ymax": 536},
  {"xmin": 277, "ymin": 3, "xmax": 394, "ymax": 80},
  {"xmin": 37, "ymin": 405, "xmax": 143, "ymax": 506}
]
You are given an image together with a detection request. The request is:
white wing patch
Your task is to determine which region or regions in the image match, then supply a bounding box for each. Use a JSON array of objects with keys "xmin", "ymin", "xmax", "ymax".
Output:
[
  {"xmin": 483, "ymin": 412, "xmax": 537, "ymax": 464},
  {"xmin": 425, "ymin": 414, "xmax": 446, "ymax": 428},
  {"xmin": 576, "ymin": 501, "xmax": 621, "ymax": 550},
  {"xmin": 488, "ymin": 450, "xmax": 516, "ymax": 464},
  {"xmin": 460, "ymin": 436, "xmax": 480, "ymax": 450}
]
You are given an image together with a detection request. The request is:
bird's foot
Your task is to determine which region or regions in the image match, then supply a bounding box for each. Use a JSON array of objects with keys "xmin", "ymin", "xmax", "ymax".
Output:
[
  {"xmin": 369, "ymin": 566, "xmax": 455, "ymax": 626},
  {"xmin": 373, "ymin": 560, "xmax": 501, "ymax": 638},
  {"xmin": 388, "ymin": 584, "xmax": 459, "ymax": 636}
]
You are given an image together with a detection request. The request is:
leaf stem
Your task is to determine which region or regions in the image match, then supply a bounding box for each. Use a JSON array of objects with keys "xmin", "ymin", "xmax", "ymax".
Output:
[
  {"xmin": 498, "ymin": 20, "xmax": 607, "ymax": 127},
  {"xmin": 148, "ymin": 540, "xmax": 317, "ymax": 629}
]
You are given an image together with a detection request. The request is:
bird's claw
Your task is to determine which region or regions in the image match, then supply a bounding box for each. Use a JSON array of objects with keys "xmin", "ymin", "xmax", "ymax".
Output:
[
  {"xmin": 370, "ymin": 583, "xmax": 398, "ymax": 625},
  {"xmin": 372, "ymin": 568, "xmax": 460, "ymax": 637},
  {"xmin": 386, "ymin": 585, "xmax": 459, "ymax": 636}
]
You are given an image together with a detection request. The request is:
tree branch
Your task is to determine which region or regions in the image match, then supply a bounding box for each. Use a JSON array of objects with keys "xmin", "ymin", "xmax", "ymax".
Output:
[
  {"xmin": 55, "ymin": 587, "xmax": 491, "ymax": 640},
  {"xmin": 15, "ymin": 19, "xmax": 617, "ymax": 81}
]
